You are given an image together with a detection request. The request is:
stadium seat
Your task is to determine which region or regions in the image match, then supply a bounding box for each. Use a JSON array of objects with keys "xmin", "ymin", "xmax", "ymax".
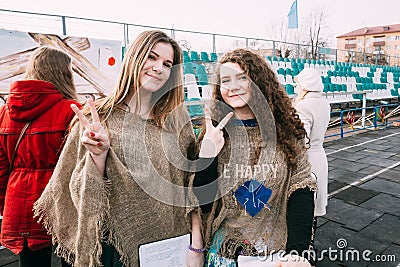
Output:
[
  {"xmin": 183, "ymin": 51, "xmax": 191, "ymax": 62},
  {"xmin": 184, "ymin": 62, "xmax": 195, "ymax": 74},
  {"xmin": 186, "ymin": 85, "xmax": 203, "ymax": 117},
  {"xmin": 210, "ymin": 52, "xmax": 218, "ymax": 62},
  {"xmin": 184, "ymin": 73, "xmax": 197, "ymax": 86},
  {"xmin": 200, "ymin": 51, "xmax": 210, "ymax": 62},
  {"xmin": 197, "ymin": 73, "xmax": 208, "ymax": 85},
  {"xmin": 187, "ymin": 84, "xmax": 201, "ymax": 99},
  {"xmin": 201, "ymin": 84, "xmax": 213, "ymax": 98},
  {"xmin": 285, "ymin": 75, "xmax": 294, "ymax": 85},
  {"xmin": 277, "ymin": 74, "xmax": 285, "ymax": 85},
  {"xmin": 195, "ymin": 64, "xmax": 208, "ymax": 85},
  {"xmin": 190, "ymin": 51, "xmax": 200, "ymax": 61},
  {"xmin": 184, "ymin": 54, "xmax": 191, "ymax": 63},
  {"xmin": 285, "ymin": 84, "xmax": 295, "ymax": 95},
  {"xmin": 323, "ymin": 83, "xmax": 330, "ymax": 93}
]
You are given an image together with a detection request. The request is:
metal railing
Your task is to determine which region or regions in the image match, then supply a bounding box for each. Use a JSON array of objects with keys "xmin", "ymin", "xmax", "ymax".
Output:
[
  {"xmin": 1, "ymin": 8, "xmax": 400, "ymax": 66},
  {"xmin": 326, "ymin": 103, "xmax": 400, "ymax": 139}
]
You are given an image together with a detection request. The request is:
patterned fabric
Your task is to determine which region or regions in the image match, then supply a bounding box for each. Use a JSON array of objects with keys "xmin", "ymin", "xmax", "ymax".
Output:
[
  {"xmin": 206, "ymin": 251, "xmax": 237, "ymax": 267},
  {"xmin": 206, "ymin": 228, "xmax": 237, "ymax": 267}
]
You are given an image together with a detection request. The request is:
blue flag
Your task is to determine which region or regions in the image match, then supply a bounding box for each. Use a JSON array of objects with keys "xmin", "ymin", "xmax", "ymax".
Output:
[{"xmin": 288, "ymin": 0, "xmax": 298, "ymax": 29}]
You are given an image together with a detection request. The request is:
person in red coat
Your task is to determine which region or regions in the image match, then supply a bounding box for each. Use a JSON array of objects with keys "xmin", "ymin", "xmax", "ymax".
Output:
[{"xmin": 0, "ymin": 46, "xmax": 81, "ymax": 267}]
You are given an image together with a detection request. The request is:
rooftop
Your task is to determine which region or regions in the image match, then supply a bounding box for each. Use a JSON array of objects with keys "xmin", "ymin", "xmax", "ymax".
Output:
[{"xmin": 337, "ymin": 24, "xmax": 400, "ymax": 38}]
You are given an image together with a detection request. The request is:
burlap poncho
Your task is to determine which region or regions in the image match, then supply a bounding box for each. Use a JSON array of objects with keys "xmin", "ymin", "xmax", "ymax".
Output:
[
  {"xmin": 34, "ymin": 108, "xmax": 196, "ymax": 267},
  {"xmin": 201, "ymin": 124, "xmax": 317, "ymax": 259}
]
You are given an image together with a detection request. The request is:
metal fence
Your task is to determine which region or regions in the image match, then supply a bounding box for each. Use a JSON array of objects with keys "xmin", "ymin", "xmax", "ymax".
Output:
[
  {"xmin": 1, "ymin": 8, "xmax": 400, "ymax": 66},
  {"xmin": 326, "ymin": 103, "xmax": 400, "ymax": 139}
]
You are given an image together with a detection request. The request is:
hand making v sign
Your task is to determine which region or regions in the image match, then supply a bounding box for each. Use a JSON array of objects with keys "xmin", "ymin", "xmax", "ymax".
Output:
[
  {"xmin": 199, "ymin": 108, "xmax": 234, "ymax": 158},
  {"xmin": 70, "ymin": 99, "xmax": 110, "ymax": 174}
]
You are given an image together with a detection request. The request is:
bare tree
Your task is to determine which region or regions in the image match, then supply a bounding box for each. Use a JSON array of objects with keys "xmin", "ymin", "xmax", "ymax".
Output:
[
  {"xmin": 178, "ymin": 39, "xmax": 191, "ymax": 52},
  {"xmin": 266, "ymin": 18, "xmax": 300, "ymax": 58},
  {"xmin": 265, "ymin": 7, "xmax": 332, "ymax": 60},
  {"xmin": 301, "ymin": 8, "xmax": 330, "ymax": 60}
]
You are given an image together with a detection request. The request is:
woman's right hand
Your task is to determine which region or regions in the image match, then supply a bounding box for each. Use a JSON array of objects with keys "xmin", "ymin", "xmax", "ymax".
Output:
[
  {"xmin": 199, "ymin": 109, "xmax": 233, "ymax": 158},
  {"xmin": 71, "ymin": 99, "xmax": 110, "ymax": 159}
]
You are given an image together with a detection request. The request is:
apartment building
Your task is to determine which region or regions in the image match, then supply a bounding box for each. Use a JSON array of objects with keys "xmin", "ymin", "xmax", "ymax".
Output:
[{"xmin": 337, "ymin": 24, "xmax": 400, "ymax": 66}]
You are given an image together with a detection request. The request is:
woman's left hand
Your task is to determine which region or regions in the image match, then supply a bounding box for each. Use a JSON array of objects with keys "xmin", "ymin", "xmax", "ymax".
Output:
[{"xmin": 187, "ymin": 250, "xmax": 204, "ymax": 267}]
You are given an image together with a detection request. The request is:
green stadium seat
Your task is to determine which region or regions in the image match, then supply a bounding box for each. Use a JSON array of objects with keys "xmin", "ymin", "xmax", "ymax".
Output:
[
  {"xmin": 210, "ymin": 52, "xmax": 218, "ymax": 62},
  {"xmin": 190, "ymin": 51, "xmax": 200, "ymax": 61},
  {"xmin": 277, "ymin": 68, "xmax": 285, "ymax": 75},
  {"xmin": 195, "ymin": 64, "xmax": 208, "ymax": 85},
  {"xmin": 323, "ymin": 83, "xmax": 329, "ymax": 93},
  {"xmin": 183, "ymin": 54, "xmax": 191, "ymax": 63},
  {"xmin": 184, "ymin": 62, "xmax": 195, "ymax": 74},
  {"xmin": 200, "ymin": 51, "xmax": 210, "ymax": 62},
  {"xmin": 285, "ymin": 84, "xmax": 294, "ymax": 95}
]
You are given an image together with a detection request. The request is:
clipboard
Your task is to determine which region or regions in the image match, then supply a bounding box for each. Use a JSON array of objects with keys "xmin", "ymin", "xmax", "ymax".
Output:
[{"xmin": 139, "ymin": 234, "xmax": 190, "ymax": 267}]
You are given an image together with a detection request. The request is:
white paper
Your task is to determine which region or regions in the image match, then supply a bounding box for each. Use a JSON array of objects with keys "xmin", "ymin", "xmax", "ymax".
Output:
[
  {"xmin": 238, "ymin": 253, "xmax": 279, "ymax": 267},
  {"xmin": 139, "ymin": 234, "xmax": 190, "ymax": 267}
]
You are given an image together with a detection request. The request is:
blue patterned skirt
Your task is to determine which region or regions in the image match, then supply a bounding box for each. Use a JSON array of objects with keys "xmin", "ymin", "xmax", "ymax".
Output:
[{"xmin": 205, "ymin": 227, "xmax": 237, "ymax": 267}]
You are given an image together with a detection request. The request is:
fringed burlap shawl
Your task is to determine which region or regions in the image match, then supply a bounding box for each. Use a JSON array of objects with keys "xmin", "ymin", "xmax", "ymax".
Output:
[
  {"xmin": 34, "ymin": 109, "xmax": 197, "ymax": 267},
  {"xmin": 201, "ymin": 125, "xmax": 317, "ymax": 259}
]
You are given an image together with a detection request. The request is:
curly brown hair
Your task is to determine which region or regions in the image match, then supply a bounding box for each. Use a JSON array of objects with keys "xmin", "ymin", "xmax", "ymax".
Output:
[{"xmin": 207, "ymin": 48, "xmax": 306, "ymax": 171}]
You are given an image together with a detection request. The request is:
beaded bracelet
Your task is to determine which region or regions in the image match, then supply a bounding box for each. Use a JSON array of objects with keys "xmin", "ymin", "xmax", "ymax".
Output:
[{"xmin": 188, "ymin": 244, "xmax": 206, "ymax": 253}]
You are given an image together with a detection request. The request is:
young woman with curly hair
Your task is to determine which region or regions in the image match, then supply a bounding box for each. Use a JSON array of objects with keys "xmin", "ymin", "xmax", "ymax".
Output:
[{"xmin": 192, "ymin": 49, "xmax": 317, "ymax": 266}]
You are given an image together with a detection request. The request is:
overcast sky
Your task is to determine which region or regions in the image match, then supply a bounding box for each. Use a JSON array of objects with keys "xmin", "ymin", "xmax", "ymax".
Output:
[{"xmin": 1, "ymin": 0, "xmax": 399, "ymax": 48}]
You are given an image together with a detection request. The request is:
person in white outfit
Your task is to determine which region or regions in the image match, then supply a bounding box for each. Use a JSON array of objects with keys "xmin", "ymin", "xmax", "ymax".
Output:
[
  {"xmin": 294, "ymin": 68, "xmax": 331, "ymax": 217},
  {"xmin": 293, "ymin": 68, "xmax": 330, "ymax": 265}
]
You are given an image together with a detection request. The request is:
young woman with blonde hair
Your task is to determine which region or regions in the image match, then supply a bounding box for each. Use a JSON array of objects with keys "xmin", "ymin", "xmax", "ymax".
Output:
[{"xmin": 34, "ymin": 31, "xmax": 204, "ymax": 267}]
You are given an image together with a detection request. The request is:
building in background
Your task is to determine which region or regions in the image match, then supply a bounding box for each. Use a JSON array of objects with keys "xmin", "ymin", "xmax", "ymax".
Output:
[{"xmin": 337, "ymin": 24, "xmax": 400, "ymax": 66}]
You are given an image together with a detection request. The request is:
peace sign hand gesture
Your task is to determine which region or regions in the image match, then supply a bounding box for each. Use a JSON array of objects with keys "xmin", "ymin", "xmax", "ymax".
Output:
[
  {"xmin": 70, "ymin": 99, "xmax": 110, "ymax": 159},
  {"xmin": 199, "ymin": 109, "xmax": 234, "ymax": 158}
]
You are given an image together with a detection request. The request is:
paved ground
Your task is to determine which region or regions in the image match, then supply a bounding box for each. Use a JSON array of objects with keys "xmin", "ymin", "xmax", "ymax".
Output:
[
  {"xmin": 316, "ymin": 126, "xmax": 400, "ymax": 266},
  {"xmin": 1, "ymin": 126, "xmax": 400, "ymax": 266}
]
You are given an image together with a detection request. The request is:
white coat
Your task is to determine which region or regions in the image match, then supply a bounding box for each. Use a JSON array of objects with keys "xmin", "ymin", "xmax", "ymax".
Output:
[{"xmin": 295, "ymin": 91, "xmax": 331, "ymax": 216}]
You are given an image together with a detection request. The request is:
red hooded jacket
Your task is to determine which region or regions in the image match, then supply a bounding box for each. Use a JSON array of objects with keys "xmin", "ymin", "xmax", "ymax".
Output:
[{"xmin": 0, "ymin": 80, "xmax": 80, "ymax": 254}]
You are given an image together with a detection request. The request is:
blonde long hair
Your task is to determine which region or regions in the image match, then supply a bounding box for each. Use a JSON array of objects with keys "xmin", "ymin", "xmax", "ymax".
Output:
[
  {"xmin": 89, "ymin": 30, "xmax": 184, "ymax": 131},
  {"xmin": 25, "ymin": 46, "xmax": 77, "ymax": 100}
]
